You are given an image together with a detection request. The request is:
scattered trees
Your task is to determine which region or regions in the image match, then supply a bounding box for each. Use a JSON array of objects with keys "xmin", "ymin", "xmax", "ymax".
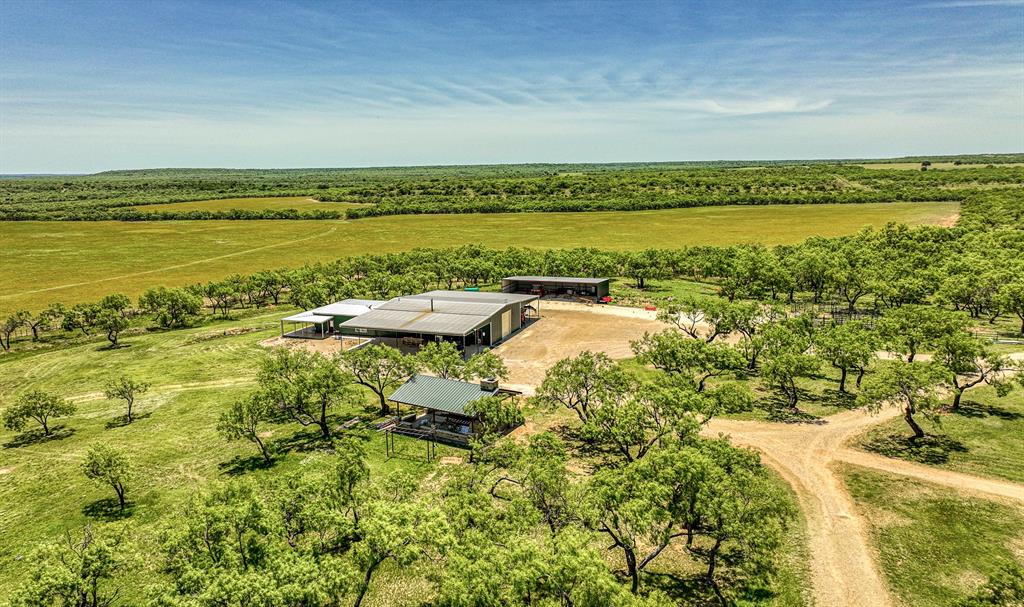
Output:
[
  {"xmin": 218, "ymin": 393, "xmax": 275, "ymax": 463},
  {"xmin": 581, "ymin": 441, "xmax": 792, "ymax": 599},
  {"xmin": 8, "ymin": 526, "xmax": 133, "ymax": 607},
  {"xmin": 996, "ymin": 278, "xmax": 1024, "ymax": 335},
  {"xmin": 138, "ymin": 286, "xmax": 202, "ymax": 328},
  {"xmin": 259, "ymin": 348, "xmax": 357, "ymax": 438},
  {"xmin": 815, "ymin": 321, "xmax": 877, "ymax": 392},
  {"xmin": 632, "ymin": 330, "xmax": 744, "ymax": 391},
  {"xmin": 2, "ymin": 389, "xmax": 75, "ymax": 437},
  {"xmin": 857, "ymin": 360, "xmax": 948, "ymax": 439},
  {"xmin": 464, "ymin": 395, "xmax": 523, "ymax": 438},
  {"xmin": 82, "ymin": 443, "xmax": 132, "ymax": 511},
  {"xmin": 62, "ymin": 302, "xmax": 101, "ymax": 336},
  {"xmin": 934, "ymin": 330, "xmax": 1013, "ymax": 410},
  {"xmin": 155, "ymin": 478, "xmax": 354, "ymax": 606},
  {"xmin": 1, "ymin": 310, "xmax": 29, "ymax": 351},
  {"xmin": 340, "ymin": 344, "xmax": 419, "ymax": 416},
  {"xmin": 416, "ymin": 341, "xmax": 466, "ymax": 379},
  {"xmin": 352, "ymin": 500, "xmax": 444, "ymax": 607},
  {"xmin": 758, "ymin": 323, "xmax": 820, "ymax": 412},
  {"xmin": 465, "ymin": 348, "xmax": 509, "ymax": 382},
  {"xmin": 104, "ymin": 375, "xmax": 150, "ymax": 424},
  {"xmin": 877, "ymin": 305, "xmax": 964, "ymax": 362},
  {"xmin": 535, "ymin": 351, "xmax": 629, "ymax": 424},
  {"xmin": 27, "ymin": 304, "xmax": 64, "ymax": 341}
]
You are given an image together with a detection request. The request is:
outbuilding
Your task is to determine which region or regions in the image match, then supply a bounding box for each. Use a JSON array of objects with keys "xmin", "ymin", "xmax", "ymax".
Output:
[
  {"xmin": 501, "ymin": 276, "xmax": 610, "ymax": 301},
  {"xmin": 310, "ymin": 299, "xmax": 385, "ymax": 330},
  {"xmin": 337, "ymin": 290, "xmax": 539, "ymax": 354},
  {"xmin": 280, "ymin": 311, "xmax": 333, "ymax": 339},
  {"xmin": 280, "ymin": 298, "xmax": 385, "ymax": 339},
  {"xmin": 385, "ymin": 374, "xmax": 522, "ymax": 447}
]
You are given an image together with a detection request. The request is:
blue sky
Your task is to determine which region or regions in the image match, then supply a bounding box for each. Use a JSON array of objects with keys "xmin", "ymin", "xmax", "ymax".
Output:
[{"xmin": 1, "ymin": 0, "xmax": 1022, "ymax": 173}]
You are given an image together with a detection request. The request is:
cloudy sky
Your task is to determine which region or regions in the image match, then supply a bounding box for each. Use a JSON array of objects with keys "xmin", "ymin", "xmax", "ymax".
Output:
[{"xmin": 1, "ymin": 0, "xmax": 1021, "ymax": 173}]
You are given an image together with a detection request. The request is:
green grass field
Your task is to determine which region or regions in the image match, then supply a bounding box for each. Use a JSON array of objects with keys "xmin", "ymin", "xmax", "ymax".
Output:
[
  {"xmin": 857, "ymin": 386, "xmax": 1024, "ymax": 483},
  {"xmin": 0, "ymin": 309, "xmax": 812, "ymax": 605},
  {"xmin": 0, "ymin": 201, "xmax": 959, "ymax": 314},
  {"xmin": 130, "ymin": 196, "xmax": 368, "ymax": 212},
  {"xmin": 841, "ymin": 465, "xmax": 1024, "ymax": 607},
  {"xmin": 0, "ymin": 310, "xmax": 460, "ymax": 603}
]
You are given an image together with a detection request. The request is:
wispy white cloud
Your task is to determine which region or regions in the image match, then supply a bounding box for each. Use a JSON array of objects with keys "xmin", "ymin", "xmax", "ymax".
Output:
[{"xmin": 0, "ymin": 0, "xmax": 1021, "ymax": 172}]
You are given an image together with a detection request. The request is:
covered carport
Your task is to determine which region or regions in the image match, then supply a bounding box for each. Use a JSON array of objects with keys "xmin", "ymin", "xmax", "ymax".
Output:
[
  {"xmin": 280, "ymin": 311, "xmax": 333, "ymax": 339},
  {"xmin": 501, "ymin": 276, "xmax": 610, "ymax": 301}
]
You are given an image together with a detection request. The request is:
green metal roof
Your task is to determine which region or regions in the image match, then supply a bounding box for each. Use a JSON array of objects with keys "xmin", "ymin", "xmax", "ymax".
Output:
[{"xmin": 388, "ymin": 374, "xmax": 496, "ymax": 416}]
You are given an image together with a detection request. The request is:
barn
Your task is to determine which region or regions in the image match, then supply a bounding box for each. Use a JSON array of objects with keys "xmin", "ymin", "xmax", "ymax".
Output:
[
  {"xmin": 501, "ymin": 276, "xmax": 610, "ymax": 301},
  {"xmin": 337, "ymin": 290, "xmax": 539, "ymax": 354}
]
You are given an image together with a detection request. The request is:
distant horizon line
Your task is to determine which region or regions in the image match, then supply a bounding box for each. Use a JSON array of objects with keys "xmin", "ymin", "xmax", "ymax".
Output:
[{"xmin": 3, "ymin": 151, "xmax": 1022, "ymax": 177}]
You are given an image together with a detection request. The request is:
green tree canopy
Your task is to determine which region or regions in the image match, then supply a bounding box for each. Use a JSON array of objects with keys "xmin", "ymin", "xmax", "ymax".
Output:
[
  {"xmin": 857, "ymin": 360, "xmax": 948, "ymax": 439},
  {"xmin": 339, "ymin": 344, "xmax": 419, "ymax": 416},
  {"xmin": 3, "ymin": 389, "xmax": 76, "ymax": 437},
  {"xmin": 82, "ymin": 443, "xmax": 132, "ymax": 512}
]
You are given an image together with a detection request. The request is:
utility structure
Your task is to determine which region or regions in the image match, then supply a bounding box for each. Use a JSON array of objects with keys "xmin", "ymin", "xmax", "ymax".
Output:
[
  {"xmin": 337, "ymin": 290, "xmax": 539, "ymax": 355},
  {"xmin": 382, "ymin": 374, "xmax": 522, "ymax": 455},
  {"xmin": 501, "ymin": 276, "xmax": 610, "ymax": 302}
]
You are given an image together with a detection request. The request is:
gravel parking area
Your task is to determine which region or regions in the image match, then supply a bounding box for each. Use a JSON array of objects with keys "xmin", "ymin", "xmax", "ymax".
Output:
[{"xmin": 493, "ymin": 301, "xmax": 663, "ymax": 391}]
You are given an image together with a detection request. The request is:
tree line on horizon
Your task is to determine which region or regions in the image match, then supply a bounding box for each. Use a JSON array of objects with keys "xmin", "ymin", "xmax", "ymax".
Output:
[{"xmin": 1, "ymin": 161, "xmax": 1020, "ymax": 221}]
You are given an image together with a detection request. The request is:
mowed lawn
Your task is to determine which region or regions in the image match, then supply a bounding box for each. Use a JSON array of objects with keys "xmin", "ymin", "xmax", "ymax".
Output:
[
  {"xmin": 130, "ymin": 196, "xmax": 367, "ymax": 212},
  {"xmin": 0, "ymin": 201, "xmax": 959, "ymax": 313},
  {"xmin": 857, "ymin": 386, "xmax": 1024, "ymax": 484},
  {"xmin": 841, "ymin": 465, "xmax": 1024, "ymax": 607},
  {"xmin": 0, "ymin": 311, "xmax": 453, "ymax": 603}
]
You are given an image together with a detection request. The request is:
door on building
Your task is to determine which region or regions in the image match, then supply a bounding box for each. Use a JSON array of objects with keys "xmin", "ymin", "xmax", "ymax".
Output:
[
  {"xmin": 501, "ymin": 310, "xmax": 512, "ymax": 338},
  {"xmin": 478, "ymin": 326, "xmax": 490, "ymax": 346}
]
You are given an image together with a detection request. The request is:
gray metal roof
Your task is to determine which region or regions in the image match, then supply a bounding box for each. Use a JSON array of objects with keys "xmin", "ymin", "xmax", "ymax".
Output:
[
  {"xmin": 389, "ymin": 374, "xmax": 496, "ymax": 415},
  {"xmin": 339, "ymin": 308, "xmax": 493, "ymax": 336},
  {"xmin": 379, "ymin": 297, "xmax": 506, "ymax": 316},
  {"xmin": 409, "ymin": 290, "xmax": 539, "ymax": 304},
  {"xmin": 502, "ymin": 276, "xmax": 609, "ymax": 285},
  {"xmin": 337, "ymin": 289, "xmax": 537, "ymax": 336}
]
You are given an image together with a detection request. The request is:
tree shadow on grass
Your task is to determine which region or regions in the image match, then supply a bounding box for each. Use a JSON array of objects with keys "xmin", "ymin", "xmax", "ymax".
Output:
[
  {"xmin": 96, "ymin": 343, "xmax": 131, "ymax": 352},
  {"xmin": 104, "ymin": 412, "xmax": 154, "ymax": 429},
  {"xmin": 643, "ymin": 570, "xmax": 765, "ymax": 607},
  {"xmin": 953, "ymin": 400, "xmax": 1023, "ymax": 421},
  {"xmin": 760, "ymin": 395, "xmax": 826, "ymax": 425},
  {"xmin": 813, "ymin": 388, "xmax": 859, "ymax": 411},
  {"xmin": 219, "ymin": 453, "xmax": 276, "ymax": 476},
  {"xmin": 861, "ymin": 432, "xmax": 969, "ymax": 465},
  {"xmin": 551, "ymin": 424, "xmax": 623, "ymax": 471},
  {"xmin": 82, "ymin": 497, "xmax": 134, "ymax": 521},
  {"xmin": 272, "ymin": 429, "xmax": 327, "ymax": 453},
  {"xmin": 3, "ymin": 425, "xmax": 75, "ymax": 449}
]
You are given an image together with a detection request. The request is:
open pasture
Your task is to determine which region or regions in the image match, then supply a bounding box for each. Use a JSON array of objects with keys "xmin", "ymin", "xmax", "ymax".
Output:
[{"xmin": 0, "ymin": 201, "xmax": 959, "ymax": 313}]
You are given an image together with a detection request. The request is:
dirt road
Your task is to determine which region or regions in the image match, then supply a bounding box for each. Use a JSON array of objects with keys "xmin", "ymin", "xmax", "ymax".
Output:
[
  {"xmin": 493, "ymin": 302, "xmax": 1024, "ymax": 606},
  {"xmin": 705, "ymin": 409, "xmax": 1024, "ymax": 607}
]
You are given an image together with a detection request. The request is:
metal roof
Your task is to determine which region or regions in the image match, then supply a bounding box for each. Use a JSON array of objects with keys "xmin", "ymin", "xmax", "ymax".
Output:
[
  {"xmin": 311, "ymin": 299, "xmax": 386, "ymax": 318},
  {"xmin": 379, "ymin": 297, "xmax": 506, "ymax": 316},
  {"xmin": 409, "ymin": 290, "xmax": 539, "ymax": 304},
  {"xmin": 339, "ymin": 308, "xmax": 493, "ymax": 336},
  {"xmin": 336, "ymin": 290, "xmax": 537, "ymax": 337},
  {"xmin": 502, "ymin": 276, "xmax": 609, "ymax": 285},
  {"xmin": 281, "ymin": 312, "xmax": 333, "ymax": 323},
  {"xmin": 388, "ymin": 374, "xmax": 496, "ymax": 415}
]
